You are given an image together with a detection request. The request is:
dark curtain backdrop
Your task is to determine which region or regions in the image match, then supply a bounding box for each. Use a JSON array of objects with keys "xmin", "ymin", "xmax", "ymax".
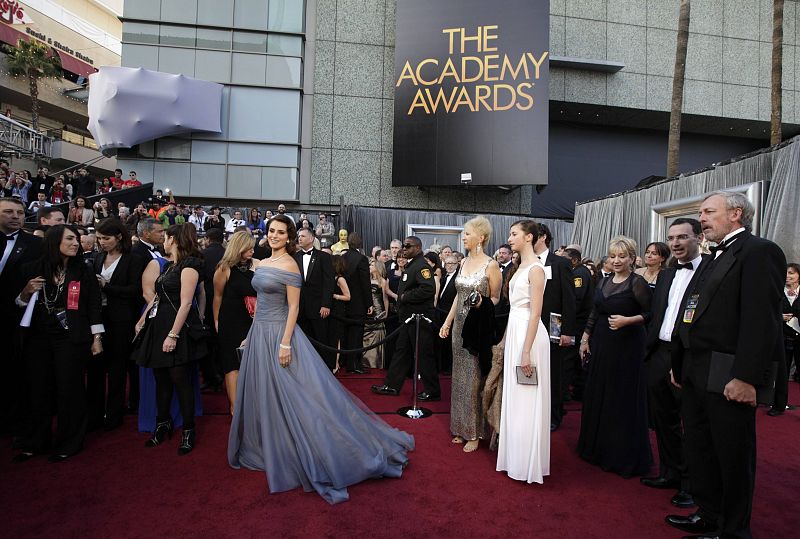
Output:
[{"xmin": 342, "ymin": 206, "xmax": 573, "ymax": 256}]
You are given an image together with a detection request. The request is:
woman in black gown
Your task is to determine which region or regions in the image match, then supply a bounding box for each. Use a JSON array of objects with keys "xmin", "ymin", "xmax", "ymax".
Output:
[
  {"xmin": 134, "ymin": 224, "xmax": 205, "ymax": 455},
  {"xmin": 578, "ymin": 236, "xmax": 653, "ymax": 477},
  {"xmin": 213, "ymin": 231, "xmax": 258, "ymax": 414},
  {"xmin": 329, "ymin": 255, "xmax": 351, "ymax": 373}
]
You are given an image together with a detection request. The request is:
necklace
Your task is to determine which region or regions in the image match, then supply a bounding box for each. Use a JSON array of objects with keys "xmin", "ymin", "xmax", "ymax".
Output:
[{"xmin": 268, "ymin": 252, "xmax": 288, "ymax": 263}]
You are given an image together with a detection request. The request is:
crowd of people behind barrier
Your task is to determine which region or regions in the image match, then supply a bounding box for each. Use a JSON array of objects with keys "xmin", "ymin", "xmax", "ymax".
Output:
[{"xmin": 1, "ymin": 188, "xmax": 798, "ymax": 533}]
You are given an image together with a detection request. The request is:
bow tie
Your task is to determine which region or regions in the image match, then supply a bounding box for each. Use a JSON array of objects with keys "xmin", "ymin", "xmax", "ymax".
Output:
[
  {"xmin": 303, "ymin": 250, "xmax": 313, "ymax": 256},
  {"xmin": 676, "ymin": 262, "xmax": 693, "ymax": 270},
  {"xmin": 709, "ymin": 243, "xmax": 728, "ymax": 254}
]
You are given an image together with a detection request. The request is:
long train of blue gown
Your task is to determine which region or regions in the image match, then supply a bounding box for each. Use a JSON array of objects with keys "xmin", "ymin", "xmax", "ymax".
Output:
[{"xmin": 228, "ymin": 266, "xmax": 414, "ymax": 504}]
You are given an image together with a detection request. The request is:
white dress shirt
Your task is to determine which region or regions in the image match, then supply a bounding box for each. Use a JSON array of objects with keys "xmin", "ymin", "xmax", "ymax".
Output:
[
  {"xmin": 0, "ymin": 231, "xmax": 19, "ymax": 274},
  {"xmin": 714, "ymin": 227, "xmax": 745, "ymax": 258},
  {"xmin": 301, "ymin": 249, "xmax": 313, "ymax": 279},
  {"xmin": 659, "ymin": 254, "xmax": 703, "ymax": 341},
  {"xmin": 440, "ymin": 271, "xmax": 455, "ymax": 297}
]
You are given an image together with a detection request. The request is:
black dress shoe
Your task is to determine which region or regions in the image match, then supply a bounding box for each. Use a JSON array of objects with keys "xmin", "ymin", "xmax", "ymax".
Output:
[
  {"xmin": 672, "ymin": 490, "xmax": 696, "ymax": 508},
  {"xmin": 12, "ymin": 452, "xmax": 35, "ymax": 463},
  {"xmin": 47, "ymin": 454, "xmax": 70, "ymax": 463},
  {"xmin": 665, "ymin": 513, "xmax": 717, "ymax": 534},
  {"xmin": 550, "ymin": 421, "xmax": 560, "ymax": 432},
  {"xmin": 641, "ymin": 476, "xmax": 681, "ymax": 489},
  {"xmin": 417, "ymin": 392, "xmax": 441, "ymax": 401},
  {"xmin": 767, "ymin": 406, "xmax": 785, "ymax": 416},
  {"xmin": 349, "ymin": 369, "xmax": 368, "ymax": 375},
  {"xmin": 371, "ymin": 384, "xmax": 399, "ymax": 396}
]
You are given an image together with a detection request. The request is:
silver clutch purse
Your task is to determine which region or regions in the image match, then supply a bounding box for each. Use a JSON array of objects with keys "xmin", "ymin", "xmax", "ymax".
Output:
[{"xmin": 515, "ymin": 366, "xmax": 538, "ymax": 385}]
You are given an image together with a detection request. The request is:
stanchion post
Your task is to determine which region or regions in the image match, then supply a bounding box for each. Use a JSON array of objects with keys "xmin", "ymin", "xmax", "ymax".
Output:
[{"xmin": 398, "ymin": 313, "xmax": 433, "ymax": 420}]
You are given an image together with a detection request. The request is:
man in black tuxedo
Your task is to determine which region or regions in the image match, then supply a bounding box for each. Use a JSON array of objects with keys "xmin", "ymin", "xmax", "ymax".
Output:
[
  {"xmin": 534, "ymin": 224, "xmax": 576, "ymax": 431},
  {"xmin": 340, "ymin": 232, "xmax": 372, "ymax": 374},
  {"xmin": 132, "ymin": 217, "xmax": 165, "ymax": 267},
  {"xmin": 641, "ymin": 218, "xmax": 708, "ymax": 510},
  {"xmin": 0, "ymin": 198, "xmax": 43, "ymax": 439},
  {"xmin": 435, "ymin": 254, "xmax": 459, "ymax": 374},
  {"xmin": 495, "ymin": 243, "xmax": 513, "ymax": 337},
  {"xmin": 562, "ymin": 248, "xmax": 594, "ymax": 402},
  {"xmin": 372, "ymin": 236, "xmax": 439, "ymax": 399},
  {"xmin": 666, "ymin": 192, "xmax": 785, "ymax": 539},
  {"xmin": 294, "ymin": 227, "xmax": 335, "ymax": 370}
]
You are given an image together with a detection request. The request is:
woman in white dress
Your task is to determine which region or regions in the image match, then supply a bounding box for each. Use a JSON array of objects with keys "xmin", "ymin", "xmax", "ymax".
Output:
[{"xmin": 496, "ymin": 219, "xmax": 551, "ymax": 483}]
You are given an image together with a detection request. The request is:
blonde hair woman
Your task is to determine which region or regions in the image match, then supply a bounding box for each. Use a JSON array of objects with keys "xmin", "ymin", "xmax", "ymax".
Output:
[
  {"xmin": 440, "ymin": 216, "xmax": 502, "ymax": 452},
  {"xmin": 213, "ymin": 231, "xmax": 259, "ymax": 413},
  {"xmin": 577, "ymin": 235, "xmax": 653, "ymax": 476},
  {"xmin": 363, "ymin": 259, "xmax": 389, "ymax": 369}
]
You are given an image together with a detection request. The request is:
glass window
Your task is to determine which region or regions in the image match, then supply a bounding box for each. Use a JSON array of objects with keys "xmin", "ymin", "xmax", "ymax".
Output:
[
  {"xmin": 191, "ymin": 141, "xmax": 228, "ymax": 163},
  {"xmin": 121, "ymin": 44, "xmax": 158, "ymax": 70},
  {"xmin": 189, "ymin": 164, "xmax": 227, "ymax": 197},
  {"xmin": 262, "ymin": 167, "xmax": 297, "ymax": 200},
  {"xmin": 123, "ymin": 0, "xmax": 160, "ymax": 19},
  {"xmin": 160, "ymin": 0, "xmax": 197, "ymax": 25},
  {"xmin": 233, "ymin": 31, "xmax": 267, "ymax": 53},
  {"xmin": 156, "ymin": 138, "xmax": 192, "ymax": 160},
  {"xmin": 231, "ymin": 53, "xmax": 267, "ymax": 86},
  {"xmin": 122, "ymin": 22, "xmax": 159, "ymax": 44},
  {"xmin": 160, "ymin": 25, "xmax": 196, "ymax": 47},
  {"xmin": 268, "ymin": 0, "xmax": 304, "ymax": 33},
  {"xmin": 195, "ymin": 50, "xmax": 231, "ymax": 83},
  {"xmin": 154, "ymin": 162, "xmax": 191, "ymax": 195},
  {"xmin": 267, "ymin": 35, "xmax": 302, "ymax": 57},
  {"xmin": 227, "ymin": 165, "xmax": 262, "ymax": 198},
  {"xmin": 228, "ymin": 143, "xmax": 298, "ymax": 167},
  {"xmin": 158, "ymin": 47, "xmax": 196, "ymax": 76},
  {"xmin": 228, "ymin": 87, "xmax": 301, "ymax": 144},
  {"xmin": 266, "ymin": 56, "xmax": 301, "ymax": 87},
  {"xmin": 197, "ymin": 28, "xmax": 231, "ymax": 50},
  {"xmin": 198, "ymin": 0, "xmax": 233, "ymax": 27},
  {"xmin": 233, "ymin": 0, "xmax": 268, "ymax": 31}
]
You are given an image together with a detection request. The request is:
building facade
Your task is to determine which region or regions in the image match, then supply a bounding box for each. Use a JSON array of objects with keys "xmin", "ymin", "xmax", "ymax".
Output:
[{"xmin": 117, "ymin": 0, "xmax": 799, "ymax": 217}]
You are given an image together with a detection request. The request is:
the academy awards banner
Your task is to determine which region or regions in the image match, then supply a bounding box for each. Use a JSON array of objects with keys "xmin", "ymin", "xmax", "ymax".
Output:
[{"xmin": 392, "ymin": 0, "xmax": 550, "ymax": 188}]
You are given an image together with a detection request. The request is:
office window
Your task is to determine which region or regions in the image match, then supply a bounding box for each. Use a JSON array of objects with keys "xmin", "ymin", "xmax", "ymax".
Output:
[
  {"xmin": 122, "ymin": 22, "xmax": 159, "ymax": 45},
  {"xmin": 268, "ymin": 0, "xmax": 304, "ymax": 33},
  {"xmin": 233, "ymin": 31, "xmax": 267, "ymax": 53},
  {"xmin": 160, "ymin": 25, "xmax": 196, "ymax": 47},
  {"xmin": 262, "ymin": 167, "xmax": 297, "ymax": 200},
  {"xmin": 267, "ymin": 35, "xmax": 302, "ymax": 57},
  {"xmin": 228, "ymin": 143, "xmax": 298, "ymax": 167},
  {"xmin": 121, "ymin": 44, "xmax": 158, "ymax": 70},
  {"xmin": 227, "ymin": 165, "xmax": 262, "ymax": 198},
  {"xmin": 191, "ymin": 141, "xmax": 228, "ymax": 163},
  {"xmin": 233, "ymin": 0, "xmax": 268, "ymax": 31},
  {"xmin": 160, "ymin": 0, "xmax": 197, "ymax": 25},
  {"xmin": 189, "ymin": 163, "xmax": 227, "ymax": 197},
  {"xmin": 228, "ymin": 87, "xmax": 301, "ymax": 144},
  {"xmin": 198, "ymin": 0, "xmax": 233, "ymax": 27},
  {"xmin": 195, "ymin": 50, "xmax": 231, "ymax": 83},
  {"xmin": 156, "ymin": 138, "xmax": 192, "ymax": 160},
  {"xmin": 266, "ymin": 56, "xmax": 301, "ymax": 87},
  {"xmin": 232, "ymin": 53, "xmax": 267, "ymax": 85},
  {"xmin": 197, "ymin": 28, "xmax": 231, "ymax": 50},
  {"xmin": 158, "ymin": 47, "xmax": 196, "ymax": 76}
]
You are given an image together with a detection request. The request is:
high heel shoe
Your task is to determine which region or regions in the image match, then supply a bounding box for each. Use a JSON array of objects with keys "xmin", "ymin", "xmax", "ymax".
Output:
[
  {"xmin": 145, "ymin": 419, "xmax": 173, "ymax": 447},
  {"xmin": 177, "ymin": 428, "xmax": 196, "ymax": 456}
]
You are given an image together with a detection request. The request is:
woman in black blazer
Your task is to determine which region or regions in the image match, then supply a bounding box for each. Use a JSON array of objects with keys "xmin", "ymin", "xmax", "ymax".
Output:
[
  {"xmin": 13, "ymin": 225, "xmax": 104, "ymax": 463},
  {"xmin": 87, "ymin": 218, "xmax": 144, "ymax": 430}
]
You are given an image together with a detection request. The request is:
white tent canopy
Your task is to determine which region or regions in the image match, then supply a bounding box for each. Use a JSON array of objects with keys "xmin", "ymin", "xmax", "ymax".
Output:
[{"xmin": 87, "ymin": 66, "xmax": 223, "ymax": 155}]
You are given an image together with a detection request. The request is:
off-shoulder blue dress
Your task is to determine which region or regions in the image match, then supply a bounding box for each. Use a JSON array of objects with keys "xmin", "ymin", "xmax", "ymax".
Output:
[{"xmin": 227, "ymin": 266, "xmax": 414, "ymax": 504}]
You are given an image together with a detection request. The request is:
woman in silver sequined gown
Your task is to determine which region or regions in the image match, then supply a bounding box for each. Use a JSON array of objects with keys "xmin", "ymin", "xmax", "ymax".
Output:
[{"xmin": 440, "ymin": 217, "xmax": 502, "ymax": 452}]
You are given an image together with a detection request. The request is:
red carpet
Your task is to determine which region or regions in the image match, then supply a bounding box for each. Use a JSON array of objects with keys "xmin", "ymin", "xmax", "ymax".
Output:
[{"xmin": 2, "ymin": 375, "xmax": 798, "ymax": 538}]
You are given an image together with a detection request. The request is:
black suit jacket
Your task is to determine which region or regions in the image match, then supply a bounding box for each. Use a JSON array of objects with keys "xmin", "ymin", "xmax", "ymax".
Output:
[
  {"xmin": 341, "ymin": 249, "xmax": 371, "ymax": 317},
  {"xmin": 0, "ymin": 231, "xmax": 43, "ymax": 325},
  {"xmin": 131, "ymin": 241, "xmax": 160, "ymax": 271},
  {"xmin": 673, "ymin": 232, "xmax": 786, "ymax": 387},
  {"xmin": 20, "ymin": 258, "xmax": 103, "ymax": 344},
  {"xmin": 438, "ymin": 269, "xmax": 459, "ymax": 315},
  {"xmin": 541, "ymin": 252, "xmax": 577, "ymax": 337},
  {"xmin": 92, "ymin": 252, "xmax": 145, "ymax": 322},
  {"xmin": 644, "ymin": 255, "xmax": 712, "ymax": 357},
  {"xmin": 294, "ymin": 248, "xmax": 334, "ymax": 318}
]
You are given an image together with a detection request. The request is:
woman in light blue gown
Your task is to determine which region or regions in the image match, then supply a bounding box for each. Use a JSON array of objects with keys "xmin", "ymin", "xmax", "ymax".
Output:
[{"xmin": 227, "ymin": 216, "xmax": 414, "ymax": 504}]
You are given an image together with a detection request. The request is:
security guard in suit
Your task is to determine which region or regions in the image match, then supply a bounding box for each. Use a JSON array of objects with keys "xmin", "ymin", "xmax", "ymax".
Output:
[
  {"xmin": 372, "ymin": 236, "xmax": 440, "ymax": 400},
  {"xmin": 563, "ymin": 248, "xmax": 593, "ymax": 401}
]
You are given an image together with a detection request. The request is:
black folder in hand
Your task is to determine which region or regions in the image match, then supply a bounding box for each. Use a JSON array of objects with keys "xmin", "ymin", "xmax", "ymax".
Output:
[{"xmin": 707, "ymin": 351, "xmax": 778, "ymax": 405}]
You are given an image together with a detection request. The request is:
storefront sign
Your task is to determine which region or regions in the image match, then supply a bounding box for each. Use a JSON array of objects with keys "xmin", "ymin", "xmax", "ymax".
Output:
[{"xmin": 392, "ymin": 0, "xmax": 549, "ymax": 187}]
